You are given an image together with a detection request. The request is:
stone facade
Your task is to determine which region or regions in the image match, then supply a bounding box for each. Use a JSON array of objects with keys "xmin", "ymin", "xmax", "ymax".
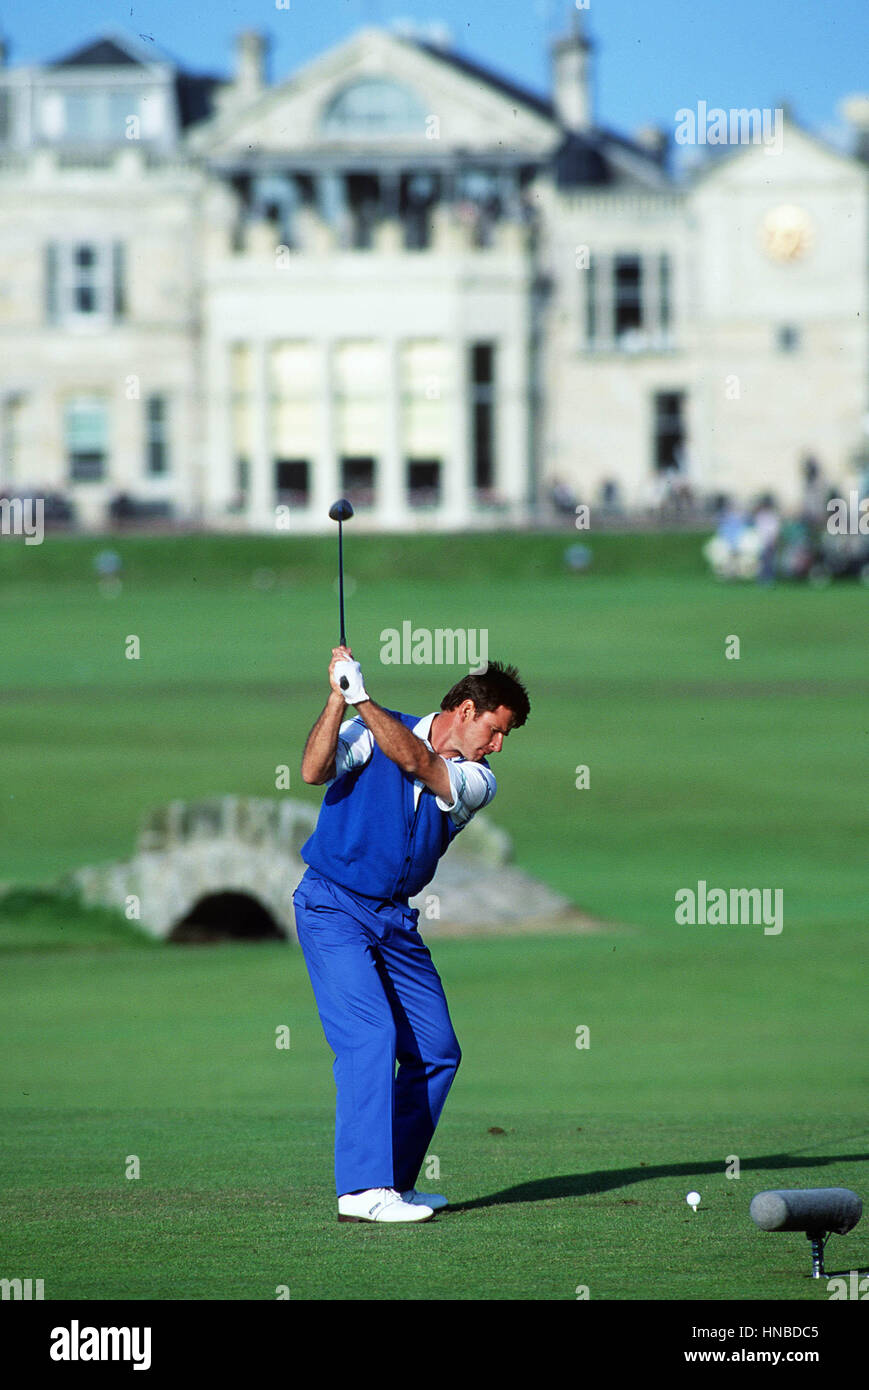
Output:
[{"xmin": 1, "ymin": 18, "xmax": 867, "ymax": 528}]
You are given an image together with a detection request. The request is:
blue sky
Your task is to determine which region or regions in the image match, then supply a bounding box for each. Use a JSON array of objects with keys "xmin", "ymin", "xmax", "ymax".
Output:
[{"xmin": 2, "ymin": 0, "xmax": 866, "ymax": 152}]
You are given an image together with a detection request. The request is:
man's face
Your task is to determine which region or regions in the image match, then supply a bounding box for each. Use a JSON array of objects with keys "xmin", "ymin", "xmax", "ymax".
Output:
[{"xmin": 458, "ymin": 703, "xmax": 515, "ymax": 761}]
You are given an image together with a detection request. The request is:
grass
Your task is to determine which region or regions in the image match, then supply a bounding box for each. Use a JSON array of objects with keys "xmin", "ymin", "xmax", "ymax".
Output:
[
  {"xmin": 0, "ymin": 529, "xmax": 866, "ymax": 1302},
  {"xmin": 2, "ymin": 933, "xmax": 866, "ymax": 1301}
]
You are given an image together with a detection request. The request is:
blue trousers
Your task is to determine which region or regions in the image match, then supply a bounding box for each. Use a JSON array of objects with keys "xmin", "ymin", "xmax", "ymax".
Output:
[{"xmin": 292, "ymin": 868, "xmax": 461, "ymax": 1197}]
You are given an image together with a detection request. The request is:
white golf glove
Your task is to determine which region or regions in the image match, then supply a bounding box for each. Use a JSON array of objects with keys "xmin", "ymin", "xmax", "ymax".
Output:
[{"xmin": 334, "ymin": 659, "xmax": 369, "ymax": 705}]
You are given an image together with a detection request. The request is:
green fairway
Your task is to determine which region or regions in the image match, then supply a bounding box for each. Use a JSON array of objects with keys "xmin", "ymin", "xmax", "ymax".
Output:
[
  {"xmin": 0, "ymin": 530, "xmax": 867, "ymax": 1301},
  {"xmin": 1, "ymin": 931, "xmax": 866, "ymax": 1301}
]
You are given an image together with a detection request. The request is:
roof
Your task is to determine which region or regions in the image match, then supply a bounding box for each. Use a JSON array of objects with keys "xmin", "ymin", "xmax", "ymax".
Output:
[
  {"xmin": 41, "ymin": 24, "xmax": 677, "ymax": 182},
  {"xmin": 175, "ymin": 72, "xmax": 225, "ymax": 128},
  {"xmin": 411, "ymin": 36, "xmax": 555, "ymax": 121},
  {"xmin": 46, "ymin": 30, "xmax": 225, "ymax": 130},
  {"xmin": 51, "ymin": 37, "xmax": 145, "ymax": 68},
  {"xmin": 49, "ymin": 29, "xmax": 191, "ymax": 71},
  {"xmin": 412, "ymin": 32, "xmax": 672, "ymax": 189}
]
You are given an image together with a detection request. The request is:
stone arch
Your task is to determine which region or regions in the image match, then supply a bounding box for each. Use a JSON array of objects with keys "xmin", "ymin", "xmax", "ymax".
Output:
[
  {"xmin": 67, "ymin": 797, "xmax": 319, "ymax": 942},
  {"xmin": 168, "ymin": 890, "xmax": 287, "ymax": 944},
  {"xmin": 63, "ymin": 794, "xmax": 580, "ymax": 940}
]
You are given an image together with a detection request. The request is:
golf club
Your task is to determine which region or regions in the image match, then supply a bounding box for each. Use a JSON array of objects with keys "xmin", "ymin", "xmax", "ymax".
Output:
[{"xmin": 328, "ymin": 498, "xmax": 354, "ymax": 688}]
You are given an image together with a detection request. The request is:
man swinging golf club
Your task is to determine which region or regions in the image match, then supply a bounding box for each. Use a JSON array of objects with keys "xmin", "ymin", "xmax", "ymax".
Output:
[{"xmin": 295, "ymin": 611, "xmax": 530, "ymax": 1222}]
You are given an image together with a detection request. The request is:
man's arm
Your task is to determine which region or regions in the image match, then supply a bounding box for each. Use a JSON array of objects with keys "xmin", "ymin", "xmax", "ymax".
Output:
[
  {"xmin": 300, "ymin": 690, "xmax": 346, "ymax": 785},
  {"xmin": 354, "ymin": 699, "xmax": 453, "ymax": 802},
  {"xmin": 300, "ymin": 647, "xmax": 361, "ymax": 785}
]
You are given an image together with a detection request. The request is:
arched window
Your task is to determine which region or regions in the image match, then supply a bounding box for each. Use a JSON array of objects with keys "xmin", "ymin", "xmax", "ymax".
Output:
[{"xmin": 321, "ymin": 78, "xmax": 427, "ymax": 136}]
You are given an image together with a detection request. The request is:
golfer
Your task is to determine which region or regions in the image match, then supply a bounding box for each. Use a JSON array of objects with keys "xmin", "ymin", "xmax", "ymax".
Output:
[{"xmin": 294, "ymin": 648, "xmax": 530, "ymax": 1222}]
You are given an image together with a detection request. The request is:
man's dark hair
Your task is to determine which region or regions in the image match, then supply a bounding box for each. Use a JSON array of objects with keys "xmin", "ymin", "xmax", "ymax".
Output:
[{"xmin": 440, "ymin": 661, "xmax": 530, "ymax": 728}]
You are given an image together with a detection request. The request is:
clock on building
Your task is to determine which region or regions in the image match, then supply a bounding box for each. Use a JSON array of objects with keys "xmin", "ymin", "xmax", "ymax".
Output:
[{"xmin": 760, "ymin": 204, "xmax": 815, "ymax": 262}]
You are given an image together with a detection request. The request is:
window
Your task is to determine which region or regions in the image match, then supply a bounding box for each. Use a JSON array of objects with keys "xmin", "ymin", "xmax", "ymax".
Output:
[
  {"xmin": 36, "ymin": 86, "xmax": 157, "ymax": 144},
  {"xmin": 340, "ymin": 457, "xmax": 375, "ymax": 509},
  {"xmin": 63, "ymin": 89, "xmax": 140, "ymax": 142},
  {"xmin": 270, "ymin": 343, "xmax": 318, "ymax": 502},
  {"xmin": 403, "ymin": 171, "xmax": 438, "ymax": 251},
  {"xmin": 65, "ymin": 398, "xmax": 108, "ymax": 482},
  {"xmin": 322, "ymin": 79, "xmax": 426, "ymax": 136},
  {"xmin": 73, "ymin": 245, "xmax": 98, "ymax": 313},
  {"xmin": 400, "ymin": 341, "xmax": 449, "ymax": 470},
  {"xmin": 345, "ymin": 173, "xmax": 380, "ymax": 251},
  {"xmin": 407, "ymin": 460, "xmax": 441, "ymax": 508},
  {"xmin": 455, "ymin": 169, "xmax": 501, "ymax": 249},
  {"xmin": 585, "ymin": 252, "xmax": 674, "ymax": 351},
  {"xmin": 46, "ymin": 242, "xmax": 125, "ymax": 325},
  {"xmin": 471, "ymin": 342, "xmax": 496, "ymax": 492},
  {"xmin": 777, "ymin": 325, "xmax": 800, "ymax": 353},
  {"xmin": 653, "ymin": 392, "xmax": 685, "ymax": 472},
  {"xmin": 275, "ymin": 459, "xmax": 309, "ymax": 507},
  {"xmin": 251, "ymin": 174, "xmax": 300, "ymax": 247},
  {"xmin": 614, "ymin": 256, "xmax": 643, "ymax": 339},
  {"xmin": 145, "ymin": 396, "xmax": 169, "ymax": 476},
  {"xmin": 334, "ymin": 343, "xmax": 385, "ymax": 492}
]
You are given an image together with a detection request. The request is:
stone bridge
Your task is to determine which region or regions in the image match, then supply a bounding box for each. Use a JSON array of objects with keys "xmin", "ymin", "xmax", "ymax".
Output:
[{"xmin": 63, "ymin": 797, "xmax": 584, "ymax": 942}]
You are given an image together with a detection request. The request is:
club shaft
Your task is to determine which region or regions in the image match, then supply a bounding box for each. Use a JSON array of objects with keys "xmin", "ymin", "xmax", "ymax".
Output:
[{"xmin": 338, "ymin": 522, "xmax": 346, "ymax": 645}]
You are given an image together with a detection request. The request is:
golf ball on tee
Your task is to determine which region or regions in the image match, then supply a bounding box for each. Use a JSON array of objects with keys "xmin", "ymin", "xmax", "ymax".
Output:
[{"xmin": 686, "ymin": 1191, "xmax": 701, "ymax": 1211}]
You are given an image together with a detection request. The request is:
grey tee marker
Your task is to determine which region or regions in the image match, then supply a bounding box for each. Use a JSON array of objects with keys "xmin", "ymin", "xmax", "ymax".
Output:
[{"xmin": 750, "ymin": 1187, "xmax": 862, "ymax": 1278}]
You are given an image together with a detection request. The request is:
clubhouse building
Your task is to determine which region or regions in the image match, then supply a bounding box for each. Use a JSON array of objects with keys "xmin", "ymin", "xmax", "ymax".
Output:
[{"xmin": 0, "ymin": 13, "xmax": 867, "ymax": 531}]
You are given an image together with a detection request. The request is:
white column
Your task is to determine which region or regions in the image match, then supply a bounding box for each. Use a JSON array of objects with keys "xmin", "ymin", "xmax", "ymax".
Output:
[
  {"xmin": 597, "ymin": 252, "xmax": 612, "ymax": 349},
  {"xmin": 442, "ymin": 338, "xmax": 472, "ymax": 526},
  {"xmin": 206, "ymin": 338, "xmax": 235, "ymax": 519},
  {"xmin": 645, "ymin": 252, "xmax": 660, "ymax": 343},
  {"xmin": 498, "ymin": 328, "xmax": 530, "ymax": 514},
  {"xmin": 248, "ymin": 339, "xmax": 272, "ymax": 527}
]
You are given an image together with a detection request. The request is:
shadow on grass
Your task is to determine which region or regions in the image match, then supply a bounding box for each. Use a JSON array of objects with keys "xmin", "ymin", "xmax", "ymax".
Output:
[{"xmin": 449, "ymin": 1152, "xmax": 869, "ymax": 1213}]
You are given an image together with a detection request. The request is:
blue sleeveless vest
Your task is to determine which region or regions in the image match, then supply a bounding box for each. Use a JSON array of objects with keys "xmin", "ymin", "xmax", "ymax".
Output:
[{"xmin": 301, "ymin": 710, "xmax": 472, "ymax": 902}]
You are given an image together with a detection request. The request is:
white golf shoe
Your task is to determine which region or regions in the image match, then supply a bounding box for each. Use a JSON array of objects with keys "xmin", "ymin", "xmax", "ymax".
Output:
[
  {"xmin": 337, "ymin": 1187, "xmax": 435, "ymax": 1223},
  {"xmin": 401, "ymin": 1188, "xmax": 449, "ymax": 1211}
]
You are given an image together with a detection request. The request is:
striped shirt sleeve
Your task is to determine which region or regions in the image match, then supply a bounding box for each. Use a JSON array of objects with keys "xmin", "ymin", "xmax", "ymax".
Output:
[
  {"xmin": 435, "ymin": 758, "xmax": 497, "ymax": 828},
  {"xmin": 327, "ymin": 715, "xmax": 374, "ymax": 782}
]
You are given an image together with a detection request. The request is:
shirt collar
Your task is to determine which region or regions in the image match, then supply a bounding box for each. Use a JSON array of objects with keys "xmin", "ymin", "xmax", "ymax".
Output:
[
  {"xmin": 414, "ymin": 711, "xmax": 468, "ymax": 762},
  {"xmin": 413, "ymin": 712, "xmax": 439, "ymax": 746}
]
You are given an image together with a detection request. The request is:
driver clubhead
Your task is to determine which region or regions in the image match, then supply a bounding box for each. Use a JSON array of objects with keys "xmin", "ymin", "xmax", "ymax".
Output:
[{"xmin": 329, "ymin": 498, "xmax": 354, "ymax": 522}]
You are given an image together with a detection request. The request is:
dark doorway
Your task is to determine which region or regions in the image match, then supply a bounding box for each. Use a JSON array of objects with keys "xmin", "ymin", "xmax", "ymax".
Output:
[{"xmin": 169, "ymin": 892, "xmax": 286, "ymax": 944}]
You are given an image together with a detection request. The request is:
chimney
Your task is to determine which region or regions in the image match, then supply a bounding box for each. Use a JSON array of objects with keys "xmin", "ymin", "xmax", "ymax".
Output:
[
  {"xmin": 551, "ymin": 11, "xmax": 594, "ymax": 133},
  {"xmin": 234, "ymin": 31, "xmax": 270, "ymax": 99}
]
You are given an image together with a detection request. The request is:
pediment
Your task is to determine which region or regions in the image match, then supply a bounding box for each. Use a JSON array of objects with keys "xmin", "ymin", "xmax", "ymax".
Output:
[{"xmin": 189, "ymin": 25, "xmax": 558, "ymax": 160}]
